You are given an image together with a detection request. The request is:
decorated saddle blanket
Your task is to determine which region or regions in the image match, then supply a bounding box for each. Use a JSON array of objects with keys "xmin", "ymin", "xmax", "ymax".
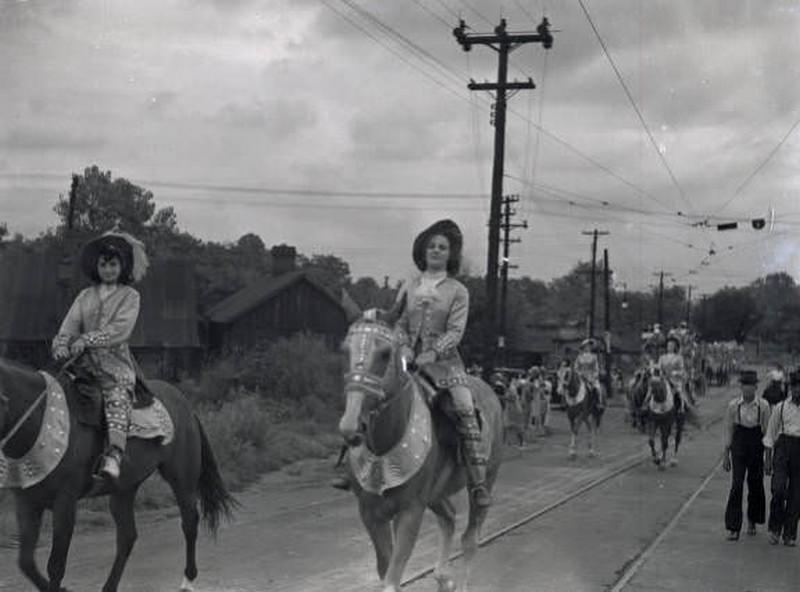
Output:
[
  {"xmin": 349, "ymin": 380, "xmax": 433, "ymax": 494},
  {"xmin": 0, "ymin": 372, "xmax": 173, "ymax": 490}
]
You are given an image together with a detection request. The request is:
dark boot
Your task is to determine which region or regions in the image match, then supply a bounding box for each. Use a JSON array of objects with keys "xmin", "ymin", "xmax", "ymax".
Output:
[{"xmin": 456, "ymin": 410, "xmax": 492, "ymax": 508}]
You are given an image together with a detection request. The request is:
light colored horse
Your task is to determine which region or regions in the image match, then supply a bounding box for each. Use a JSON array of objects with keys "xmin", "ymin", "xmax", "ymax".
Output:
[{"xmin": 559, "ymin": 368, "xmax": 603, "ymax": 459}]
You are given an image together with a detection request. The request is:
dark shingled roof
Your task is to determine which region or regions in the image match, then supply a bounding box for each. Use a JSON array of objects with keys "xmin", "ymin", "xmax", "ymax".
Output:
[
  {"xmin": 205, "ymin": 270, "xmax": 346, "ymax": 324},
  {"xmin": 0, "ymin": 251, "xmax": 200, "ymax": 348}
]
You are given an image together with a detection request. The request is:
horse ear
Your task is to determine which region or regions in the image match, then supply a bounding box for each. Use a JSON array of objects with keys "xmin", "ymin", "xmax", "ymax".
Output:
[{"xmin": 378, "ymin": 291, "xmax": 406, "ymax": 326}]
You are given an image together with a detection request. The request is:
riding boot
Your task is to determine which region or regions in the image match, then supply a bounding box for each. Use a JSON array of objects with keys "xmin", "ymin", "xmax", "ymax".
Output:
[{"xmin": 455, "ymin": 410, "xmax": 492, "ymax": 508}]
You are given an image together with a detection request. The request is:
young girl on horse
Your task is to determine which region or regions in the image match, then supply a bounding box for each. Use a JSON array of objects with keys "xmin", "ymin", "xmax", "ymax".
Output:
[
  {"xmin": 52, "ymin": 231, "xmax": 148, "ymax": 480},
  {"xmin": 394, "ymin": 219, "xmax": 492, "ymax": 507}
]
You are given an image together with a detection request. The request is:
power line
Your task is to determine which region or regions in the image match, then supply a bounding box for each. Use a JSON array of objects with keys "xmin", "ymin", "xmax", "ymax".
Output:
[
  {"xmin": 575, "ymin": 0, "xmax": 692, "ymax": 213},
  {"xmin": 409, "ymin": 0, "xmax": 453, "ymax": 28},
  {"xmin": 715, "ymin": 115, "xmax": 800, "ymax": 215}
]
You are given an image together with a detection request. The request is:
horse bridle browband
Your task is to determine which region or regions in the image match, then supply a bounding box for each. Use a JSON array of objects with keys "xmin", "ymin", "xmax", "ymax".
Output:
[{"xmin": 344, "ymin": 321, "xmax": 405, "ymax": 402}]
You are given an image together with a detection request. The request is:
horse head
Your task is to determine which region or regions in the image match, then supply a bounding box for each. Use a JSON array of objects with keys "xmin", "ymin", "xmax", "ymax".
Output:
[
  {"xmin": 648, "ymin": 368, "xmax": 670, "ymax": 404},
  {"xmin": 338, "ymin": 296, "xmax": 409, "ymax": 452}
]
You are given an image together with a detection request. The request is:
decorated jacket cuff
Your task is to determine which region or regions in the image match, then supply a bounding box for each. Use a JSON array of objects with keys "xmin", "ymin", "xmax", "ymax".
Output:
[
  {"xmin": 83, "ymin": 331, "xmax": 111, "ymax": 347},
  {"xmin": 432, "ymin": 334, "xmax": 457, "ymax": 357}
]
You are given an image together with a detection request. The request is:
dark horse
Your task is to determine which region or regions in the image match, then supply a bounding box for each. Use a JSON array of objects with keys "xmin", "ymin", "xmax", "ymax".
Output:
[
  {"xmin": 338, "ymin": 313, "xmax": 502, "ymax": 592},
  {"xmin": 0, "ymin": 357, "xmax": 236, "ymax": 592},
  {"xmin": 558, "ymin": 368, "xmax": 603, "ymax": 459},
  {"xmin": 627, "ymin": 368, "xmax": 650, "ymax": 433},
  {"xmin": 643, "ymin": 369, "xmax": 683, "ymax": 470}
]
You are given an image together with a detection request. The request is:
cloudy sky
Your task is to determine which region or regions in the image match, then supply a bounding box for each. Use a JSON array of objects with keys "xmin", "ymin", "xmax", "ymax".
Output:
[{"xmin": 1, "ymin": 0, "xmax": 799, "ymax": 294}]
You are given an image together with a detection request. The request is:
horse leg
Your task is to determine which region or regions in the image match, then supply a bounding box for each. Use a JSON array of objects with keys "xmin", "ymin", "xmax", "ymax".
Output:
[
  {"xmin": 648, "ymin": 420, "xmax": 659, "ymax": 465},
  {"xmin": 458, "ymin": 501, "xmax": 489, "ymax": 592},
  {"xmin": 46, "ymin": 494, "xmax": 78, "ymax": 592},
  {"xmin": 672, "ymin": 413, "xmax": 684, "ymax": 467},
  {"xmin": 429, "ymin": 499, "xmax": 457, "ymax": 592},
  {"xmin": 360, "ymin": 512, "xmax": 393, "ymax": 583},
  {"xmin": 568, "ymin": 415, "xmax": 577, "ymax": 459},
  {"xmin": 659, "ymin": 421, "xmax": 669, "ymax": 471},
  {"xmin": 15, "ymin": 496, "xmax": 49, "ymax": 591},
  {"xmin": 101, "ymin": 489, "xmax": 139, "ymax": 592},
  {"xmin": 381, "ymin": 504, "xmax": 425, "ymax": 592},
  {"xmin": 587, "ymin": 418, "xmax": 597, "ymax": 457}
]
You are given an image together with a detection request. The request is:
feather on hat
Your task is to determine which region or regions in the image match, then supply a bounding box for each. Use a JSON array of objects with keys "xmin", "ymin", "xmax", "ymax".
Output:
[{"xmin": 80, "ymin": 230, "xmax": 149, "ymax": 284}]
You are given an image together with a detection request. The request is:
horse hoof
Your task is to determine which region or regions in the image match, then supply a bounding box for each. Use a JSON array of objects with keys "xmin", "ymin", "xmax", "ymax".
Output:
[
  {"xmin": 569, "ymin": 450, "xmax": 577, "ymax": 460},
  {"xmin": 588, "ymin": 449, "xmax": 597, "ymax": 458},
  {"xmin": 669, "ymin": 458, "xmax": 678, "ymax": 467},
  {"xmin": 657, "ymin": 463, "xmax": 665, "ymax": 472},
  {"xmin": 179, "ymin": 575, "xmax": 195, "ymax": 591}
]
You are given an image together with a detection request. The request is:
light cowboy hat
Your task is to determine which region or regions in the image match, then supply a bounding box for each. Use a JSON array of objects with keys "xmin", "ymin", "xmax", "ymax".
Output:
[{"xmin": 80, "ymin": 230, "xmax": 149, "ymax": 284}]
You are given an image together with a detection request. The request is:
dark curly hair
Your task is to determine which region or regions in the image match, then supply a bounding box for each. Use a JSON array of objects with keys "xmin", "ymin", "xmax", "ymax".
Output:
[{"xmin": 87, "ymin": 243, "xmax": 134, "ymax": 285}]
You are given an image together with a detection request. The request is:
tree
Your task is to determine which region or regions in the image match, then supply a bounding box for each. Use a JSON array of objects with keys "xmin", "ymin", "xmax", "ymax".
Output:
[
  {"xmin": 300, "ymin": 254, "xmax": 351, "ymax": 296},
  {"xmin": 53, "ymin": 165, "xmax": 174, "ymax": 237},
  {"xmin": 695, "ymin": 287, "xmax": 761, "ymax": 343}
]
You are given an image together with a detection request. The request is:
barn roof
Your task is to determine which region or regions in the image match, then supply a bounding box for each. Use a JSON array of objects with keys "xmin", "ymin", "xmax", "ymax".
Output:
[
  {"xmin": 205, "ymin": 270, "xmax": 347, "ymax": 324},
  {"xmin": 0, "ymin": 251, "xmax": 201, "ymax": 348}
]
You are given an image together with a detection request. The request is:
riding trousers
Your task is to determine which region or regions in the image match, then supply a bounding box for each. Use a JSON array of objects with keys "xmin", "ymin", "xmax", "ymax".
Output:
[
  {"xmin": 768, "ymin": 435, "xmax": 800, "ymax": 541},
  {"xmin": 725, "ymin": 421, "xmax": 765, "ymax": 532}
]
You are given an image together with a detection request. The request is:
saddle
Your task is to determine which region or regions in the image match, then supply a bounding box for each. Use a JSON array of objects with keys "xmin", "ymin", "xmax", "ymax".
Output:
[
  {"xmin": 65, "ymin": 360, "xmax": 156, "ymax": 428},
  {"xmin": 416, "ymin": 368, "xmax": 483, "ymax": 464}
]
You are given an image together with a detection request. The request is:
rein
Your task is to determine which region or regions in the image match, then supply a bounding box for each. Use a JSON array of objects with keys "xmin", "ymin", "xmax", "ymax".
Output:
[{"xmin": 0, "ymin": 356, "xmax": 78, "ymax": 451}]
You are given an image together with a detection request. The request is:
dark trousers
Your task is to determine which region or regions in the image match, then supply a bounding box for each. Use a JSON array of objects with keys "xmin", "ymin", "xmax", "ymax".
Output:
[
  {"xmin": 768, "ymin": 435, "xmax": 800, "ymax": 541},
  {"xmin": 725, "ymin": 425, "xmax": 765, "ymax": 532}
]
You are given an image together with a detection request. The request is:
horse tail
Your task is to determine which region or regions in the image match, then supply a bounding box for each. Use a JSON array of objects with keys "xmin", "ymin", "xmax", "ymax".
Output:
[{"xmin": 196, "ymin": 417, "xmax": 239, "ymax": 536}]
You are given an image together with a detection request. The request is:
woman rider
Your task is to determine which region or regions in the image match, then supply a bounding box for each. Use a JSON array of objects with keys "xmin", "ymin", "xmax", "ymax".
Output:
[
  {"xmin": 52, "ymin": 230, "xmax": 148, "ymax": 480},
  {"xmin": 573, "ymin": 338, "xmax": 605, "ymax": 409},
  {"xmin": 393, "ymin": 219, "xmax": 491, "ymax": 507}
]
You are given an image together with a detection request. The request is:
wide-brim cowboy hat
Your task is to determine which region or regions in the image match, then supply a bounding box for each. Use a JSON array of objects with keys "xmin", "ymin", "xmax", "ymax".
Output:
[
  {"xmin": 739, "ymin": 370, "xmax": 758, "ymax": 385},
  {"xmin": 412, "ymin": 219, "xmax": 463, "ymax": 271},
  {"xmin": 579, "ymin": 338, "xmax": 596, "ymax": 349},
  {"xmin": 665, "ymin": 334, "xmax": 681, "ymax": 349},
  {"xmin": 80, "ymin": 231, "xmax": 149, "ymax": 284}
]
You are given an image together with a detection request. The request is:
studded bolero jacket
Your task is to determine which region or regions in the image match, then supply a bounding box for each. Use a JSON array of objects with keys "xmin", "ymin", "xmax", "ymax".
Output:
[{"xmin": 395, "ymin": 275, "xmax": 469, "ymax": 363}]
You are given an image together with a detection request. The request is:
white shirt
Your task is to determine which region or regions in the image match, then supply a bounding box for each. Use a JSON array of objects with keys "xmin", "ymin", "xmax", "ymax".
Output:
[
  {"xmin": 723, "ymin": 396, "xmax": 770, "ymax": 448},
  {"xmin": 762, "ymin": 398, "xmax": 800, "ymax": 448}
]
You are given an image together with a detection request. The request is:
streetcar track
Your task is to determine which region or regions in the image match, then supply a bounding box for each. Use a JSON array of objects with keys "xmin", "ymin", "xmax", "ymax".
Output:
[
  {"xmin": 608, "ymin": 459, "xmax": 723, "ymax": 591},
  {"xmin": 402, "ymin": 396, "xmax": 731, "ymax": 589}
]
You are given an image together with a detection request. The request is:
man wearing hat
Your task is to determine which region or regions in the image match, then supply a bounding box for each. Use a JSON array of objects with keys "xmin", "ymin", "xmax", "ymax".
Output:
[
  {"xmin": 764, "ymin": 370, "xmax": 800, "ymax": 546},
  {"xmin": 52, "ymin": 230, "xmax": 148, "ymax": 480},
  {"xmin": 723, "ymin": 369, "xmax": 770, "ymax": 540}
]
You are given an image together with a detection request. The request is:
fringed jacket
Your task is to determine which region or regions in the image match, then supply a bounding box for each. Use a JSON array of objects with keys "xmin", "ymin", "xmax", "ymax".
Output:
[
  {"xmin": 52, "ymin": 285, "xmax": 140, "ymax": 387},
  {"xmin": 395, "ymin": 274, "xmax": 469, "ymax": 369}
]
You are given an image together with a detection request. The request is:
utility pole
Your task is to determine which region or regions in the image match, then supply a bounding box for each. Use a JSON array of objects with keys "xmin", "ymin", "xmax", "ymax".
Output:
[
  {"xmin": 603, "ymin": 248, "xmax": 612, "ymax": 397},
  {"xmin": 499, "ymin": 195, "xmax": 528, "ymax": 365},
  {"xmin": 454, "ymin": 18, "xmax": 553, "ymax": 371},
  {"xmin": 581, "ymin": 229, "xmax": 609, "ymax": 338},
  {"xmin": 685, "ymin": 284, "xmax": 697, "ymax": 326},
  {"xmin": 653, "ymin": 270, "xmax": 673, "ymax": 329}
]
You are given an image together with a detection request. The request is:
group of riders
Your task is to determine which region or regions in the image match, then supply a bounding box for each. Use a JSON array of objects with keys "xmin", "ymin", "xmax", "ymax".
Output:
[{"xmin": 38, "ymin": 219, "xmax": 738, "ymax": 507}]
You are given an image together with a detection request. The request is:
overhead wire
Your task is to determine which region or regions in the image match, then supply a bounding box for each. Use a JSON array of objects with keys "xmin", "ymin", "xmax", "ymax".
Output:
[
  {"xmin": 715, "ymin": 115, "xmax": 800, "ymax": 215},
  {"xmin": 575, "ymin": 0, "xmax": 693, "ymax": 213}
]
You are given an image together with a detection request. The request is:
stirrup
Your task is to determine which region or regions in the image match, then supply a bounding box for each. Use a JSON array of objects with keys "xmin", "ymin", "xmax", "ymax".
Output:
[{"xmin": 99, "ymin": 449, "xmax": 122, "ymax": 480}]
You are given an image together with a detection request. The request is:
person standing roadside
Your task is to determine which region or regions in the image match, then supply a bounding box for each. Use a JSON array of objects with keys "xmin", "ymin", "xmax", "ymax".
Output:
[
  {"xmin": 723, "ymin": 369, "xmax": 770, "ymax": 540},
  {"xmin": 764, "ymin": 371, "xmax": 800, "ymax": 546}
]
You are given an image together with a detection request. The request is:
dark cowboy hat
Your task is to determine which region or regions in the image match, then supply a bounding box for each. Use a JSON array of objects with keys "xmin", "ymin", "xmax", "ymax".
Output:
[
  {"xmin": 80, "ymin": 231, "xmax": 149, "ymax": 284},
  {"xmin": 665, "ymin": 334, "xmax": 681, "ymax": 349},
  {"xmin": 739, "ymin": 369, "xmax": 758, "ymax": 386},
  {"xmin": 412, "ymin": 219, "xmax": 463, "ymax": 272}
]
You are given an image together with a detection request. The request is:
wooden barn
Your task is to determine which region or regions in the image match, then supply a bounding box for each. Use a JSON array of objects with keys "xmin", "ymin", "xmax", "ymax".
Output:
[
  {"xmin": 0, "ymin": 250, "xmax": 202, "ymax": 380},
  {"xmin": 205, "ymin": 245, "xmax": 350, "ymax": 353}
]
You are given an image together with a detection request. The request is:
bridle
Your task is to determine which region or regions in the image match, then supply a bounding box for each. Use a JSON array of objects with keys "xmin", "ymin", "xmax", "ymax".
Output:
[{"xmin": 343, "ymin": 321, "xmax": 404, "ymax": 403}]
